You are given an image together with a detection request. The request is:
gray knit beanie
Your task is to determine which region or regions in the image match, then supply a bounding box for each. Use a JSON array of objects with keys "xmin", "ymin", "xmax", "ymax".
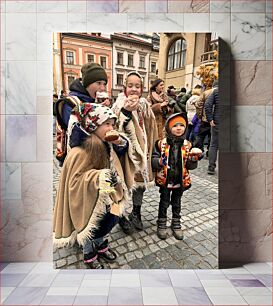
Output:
[{"xmin": 81, "ymin": 63, "xmax": 108, "ymax": 88}]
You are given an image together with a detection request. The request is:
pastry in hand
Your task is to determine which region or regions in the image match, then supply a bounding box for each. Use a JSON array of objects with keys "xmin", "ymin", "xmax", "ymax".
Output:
[
  {"xmin": 128, "ymin": 94, "xmax": 139, "ymax": 103},
  {"xmin": 105, "ymin": 130, "xmax": 119, "ymax": 141},
  {"xmin": 190, "ymin": 148, "xmax": 202, "ymax": 155},
  {"xmin": 188, "ymin": 147, "xmax": 203, "ymax": 161}
]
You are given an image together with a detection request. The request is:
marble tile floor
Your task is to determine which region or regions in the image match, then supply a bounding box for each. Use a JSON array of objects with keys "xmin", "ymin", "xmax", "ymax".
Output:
[{"xmin": 0, "ymin": 262, "xmax": 272, "ymax": 305}]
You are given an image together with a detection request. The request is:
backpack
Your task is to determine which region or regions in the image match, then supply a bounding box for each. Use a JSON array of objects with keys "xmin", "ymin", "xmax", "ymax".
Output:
[{"xmin": 55, "ymin": 96, "xmax": 82, "ymax": 166}]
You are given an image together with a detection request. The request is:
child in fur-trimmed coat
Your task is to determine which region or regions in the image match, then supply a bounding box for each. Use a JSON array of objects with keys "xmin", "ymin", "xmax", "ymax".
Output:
[
  {"xmin": 112, "ymin": 71, "xmax": 158, "ymax": 233},
  {"xmin": 152, "ymin": 112, "xmax": 203, "ymax": 240},
  {"xmin": 53, "ymin": 103, "xmax": 136, "ymax": 269}
]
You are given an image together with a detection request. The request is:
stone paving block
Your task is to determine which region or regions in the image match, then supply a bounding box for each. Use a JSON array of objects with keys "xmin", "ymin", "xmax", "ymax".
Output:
[
  {"xmin": 145, "ymin": 228, "xmax": 153, "ymax": 235},
  {"xmin": 53, "ymin": 251, "xmax": 60, "ymax": 261},
  {"xmin": 127, "ymin": 241, "xmax": 138, "ymax": 252},
  {"xmin": 165, "ymin": 237, "xmax": 177, "ymax": 245},
  {"xmin": 198, "ymin": 261, "xmax": 213, "ymax": 269},
  {"xmin": 157, "ymin": 240, "xmax": 169, "ymax": 249},
  {"xmin": 134, "ymin": 250, "xmax": 144, "ymax": 259},
  {"xmin": 195, "ymin": 245, "xmax": 211, "ymax": 257},
  {"xmin": 201, "ymin": 240, "xmax": 216, "ymax": 252},
  {"xmin": 67, "ymin": 255, "xmax": 78, "ymax": 265},
  {"xmin": 150, "ymin": 260, "xmax": 163, "ymax": 269},
  {"xmin": 56, "ymin": 258, "xmax": 67, "ymax": 268},
  {"xmin": 204, "ymin": 254, "xmax": 218, "ymax": 267},
  {"xmin": 116, "ymin": 245, "xmax": 127, "ymax": 255},
  {"xmin": 149, "ymin": 244, "xmax": 160, "ymax": 253},
  {"xmin": 138, "ymin": 231, "xmax": 146, "ymax": 237},
  {"xmin": 120, "ymin": 264, "xmax": 131, "ymax": 269},
  {"xmin": 162, "ymin": 259, "xmax": 182, "ymax": 269},
  {"xmin": 116, "ymin": 255, "xmax": 127, "ymax": 266},
  {"xmin": 136, "ymin": 239, "xmax": 147, "ymax": 248},
  {"xmin": 195, "ymin": 227, "xmax": 203, "ymax": 233},
  {"xmin": 150, "ymin": 234, "xmax": 160, "ymax": 243},
  {"xmin": 131, "ymin": 232, "xmax": 141, "ymax": 239},
  {"xmin": 142, "ymin": 253, "xmax": 157, "ymax": 267},
  {"xmin": 125, "ymin": 236, "xmax": 133, "ymax": 243},
  {"xmin": 130, "ymin": 259, "xmax": 147, "ymax": 269},
  {"xmin": 183, "ymin": 254, "xmax": 202, "ymax": 267},
  {"xmin": 143, "ymin": 236, "xmax": 153, "ymax": 244},
  {"xmin": 110, "ymin": 241, "xmax": 118, "ymax": 248},
  {"xmin": 125, "ymin": 252, "xmax": 136, "ymax": 262},
  {"xmin": 155, "ymin": 249, "xmax": 172, "ymax": 262},
  {"xmin": 117, "ymin": 238, "xmax": 127, "ymax": 245},
  {"xmin": 111, "ymin": 231, "xmax": 126, "ymax": 240}
]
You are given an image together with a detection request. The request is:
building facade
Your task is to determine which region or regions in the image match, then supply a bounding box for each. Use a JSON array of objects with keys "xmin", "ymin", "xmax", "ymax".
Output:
[
  {"xmin": 111, "ymin": 33, "xmax": 158, "ymax": 98},
  {"xmin": 60, "ymin": 33, "xmax": 113, "ymax": 95},
  {"xmin": 157, "ymin": 33, "xmax": 217, "ymax": 91}
]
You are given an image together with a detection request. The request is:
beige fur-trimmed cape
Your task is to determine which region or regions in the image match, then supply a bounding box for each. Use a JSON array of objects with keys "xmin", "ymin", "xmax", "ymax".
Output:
[
  {"xmin": 53, "ymin": 142, "xmax": 135, "ymax": 249},
  {"xmin": 112, "ymin": 96, "xmax": 158, "ymax": 188}
]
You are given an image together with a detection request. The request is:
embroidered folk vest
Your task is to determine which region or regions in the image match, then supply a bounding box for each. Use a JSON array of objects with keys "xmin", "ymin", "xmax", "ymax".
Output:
[{"xmin": 155, "ymin": 138, "xmax": 192, "ymax": 189}]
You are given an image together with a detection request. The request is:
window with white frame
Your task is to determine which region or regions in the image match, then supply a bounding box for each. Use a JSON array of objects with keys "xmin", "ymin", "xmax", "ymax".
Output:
[
  {"xmin": 139, "ymin": 56, "xmax": 145, "ymax": 69},
  {"xmin": 100, "ymin": 56, "xmax": 107, "ymax": 68},
  {"xmin": 87, "ymin": 54, "xmax": 94, "ymax": 63},
  {"xmin": 117, "ymin": 74, "xmax": 123, "ymax": 86},
  {"xmin": 167, "ymin": 39, "xmax": 187, "ymax": 71},
  {"xmin": 117, "ymin": 52, "xmax": 123, "ymax": 65},
  {"xmin": 128, "ymin": 54, "xmax": 134, "ymax": 67},
  {"xmin": 151, "ymin": 62, "xmax": 156, "ymax": 73},
  {"xmin": 66, "ymin": 51, "xmax": 74, "ymax": 65}
]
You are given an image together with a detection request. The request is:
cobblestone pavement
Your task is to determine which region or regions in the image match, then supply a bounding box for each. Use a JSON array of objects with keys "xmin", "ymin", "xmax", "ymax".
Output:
[{"xmin": 53, "ymin": 146, "xmax": 218, "ymax": 270}]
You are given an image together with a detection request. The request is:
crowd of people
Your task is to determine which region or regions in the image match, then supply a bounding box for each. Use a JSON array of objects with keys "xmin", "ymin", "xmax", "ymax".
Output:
[{"xmin": 53, "ymin": 63, "xmax": 219, "ymax": 269}]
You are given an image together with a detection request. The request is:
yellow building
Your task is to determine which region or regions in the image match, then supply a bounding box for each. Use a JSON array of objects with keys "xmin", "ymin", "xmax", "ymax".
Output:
[{"xmin": 157, "ymin": 33, "xmax": 217, "ymax": 91}]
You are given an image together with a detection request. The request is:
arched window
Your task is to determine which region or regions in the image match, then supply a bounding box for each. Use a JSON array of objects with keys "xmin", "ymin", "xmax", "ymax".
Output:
[{"xmin": 167, "ymin": 39, "xmax": 187, "ymax": 71}]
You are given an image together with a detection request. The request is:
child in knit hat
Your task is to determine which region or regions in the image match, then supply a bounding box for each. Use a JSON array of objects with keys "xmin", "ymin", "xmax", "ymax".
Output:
[
  {"xmin": 55, "ymin": 63, "xmax": 108, "ymax": 166},
  {"xmin": 53, "ymin": 103, "xmax": 135, "ymax": 269},
  {"xmin": 151, "ymin": 113, "xmax": 203, "ymax": 240},
  {"xmin": 112, "ymin": 71, "xmax": 158, "ymax": 234}
]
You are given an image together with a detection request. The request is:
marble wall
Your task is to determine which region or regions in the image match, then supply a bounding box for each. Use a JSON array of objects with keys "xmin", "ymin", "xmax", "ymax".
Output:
[{"xmin": 0, "ymin": 0, "xmax": 272, "ymax": 264}]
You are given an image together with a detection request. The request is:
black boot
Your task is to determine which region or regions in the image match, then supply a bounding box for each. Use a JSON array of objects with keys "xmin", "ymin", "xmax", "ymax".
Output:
[
  {"xmin": 171, "ymin": 218, "xmax": 184, "ymax": 240},
  {"xmin": 83, "ymin": 251, "xmax": 104, "ymax": 269},
  {"xmin": 129, "ymin": 205, "xmax": 143, "ymax": 230},
  {"xmin": 119, "ymin": 216, "xmax": 134, "ymax": 234},
  {"xmin": 97, "ymin": 239, "xmax": 117, "ymax": 262},
  {"xmin": 157, "ymin": 218, "xmax": 167, "ymax": 240}
]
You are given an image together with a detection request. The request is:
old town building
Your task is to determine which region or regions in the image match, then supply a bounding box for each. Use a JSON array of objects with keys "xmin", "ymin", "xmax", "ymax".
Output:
[
  {"xmin": 157, "ymin": 33, "xmax": 218, "ymax": 91},
  {"xmin": 110, "ymin": 33, "xmax": 159, "ymax": 98},
  {"xmin": 60, "ymin": 33, "xmax": 112, "ymax": 95}
]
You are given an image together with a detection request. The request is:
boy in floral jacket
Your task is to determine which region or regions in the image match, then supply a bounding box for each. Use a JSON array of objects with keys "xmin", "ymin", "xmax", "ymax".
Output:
[{"xmin": 151, "ymin": 113, "xmax": 202, "ymax": 240}]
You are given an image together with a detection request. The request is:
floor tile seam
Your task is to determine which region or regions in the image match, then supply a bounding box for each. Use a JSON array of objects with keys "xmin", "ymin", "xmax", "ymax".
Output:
[
  {"xmin": 236, "ymin": 287, "xmax": 273, "ymax": 296},
  {"xmin": 243, "ymin": 264, "xmax": 273, "ymax": 276},
  {"xmin": 139, "ymin": 274, "xmax": 145, "ymax": 306}
]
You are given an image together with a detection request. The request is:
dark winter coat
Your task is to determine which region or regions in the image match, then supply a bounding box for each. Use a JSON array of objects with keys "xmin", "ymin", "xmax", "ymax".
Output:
[
  {"xmin": 205, "ymin": 87, "xmax": 219, "ymax": 126},
  {"xmin": 174, "ymin": 91, "xmax": 192, "ymax": 113}
]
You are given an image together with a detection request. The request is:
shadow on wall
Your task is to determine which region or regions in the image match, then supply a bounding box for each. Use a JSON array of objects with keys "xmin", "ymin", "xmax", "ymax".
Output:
[
  {"xmin": 218, "ymin": 38, "xmax": 271, "ymax": 267},
  {"xmin": 218, "ymin": 37, "xmax": 241, "ymax": 268}
]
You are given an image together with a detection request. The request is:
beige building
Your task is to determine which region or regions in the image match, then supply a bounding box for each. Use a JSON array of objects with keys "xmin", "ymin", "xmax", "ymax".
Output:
[{"xmin": 157, "ymin": 33, "xmax": 217, "ymax": 91}]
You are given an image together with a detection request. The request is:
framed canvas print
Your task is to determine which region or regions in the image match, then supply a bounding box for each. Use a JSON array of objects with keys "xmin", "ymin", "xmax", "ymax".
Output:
[{"xmin": 52, "ymin": 32, "xmax": 219, "ymax": 269}]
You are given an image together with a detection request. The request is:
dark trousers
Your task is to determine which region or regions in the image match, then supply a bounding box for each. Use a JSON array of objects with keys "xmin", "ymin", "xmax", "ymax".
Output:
[
  {"xmin": 195, "ymin": 121, "xmax": 211, "ymax": 152},
  {"xmin": 186, "ymin": 124, "xmax": 193, "ymax": 141},
  {"xmin": 158, "ymin": 187, "xmax": 183, "ymax": 219},
  {"xmin": 83, "ymin": 211, "xmax": 119, "ymax": 255},
  {"xmin": 209, "ymin": 126, "xmax": 219, "ymax": 169},
  {"xmin": 132, "ymin": 187, "xmax": 145, "ymax": 207}
]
